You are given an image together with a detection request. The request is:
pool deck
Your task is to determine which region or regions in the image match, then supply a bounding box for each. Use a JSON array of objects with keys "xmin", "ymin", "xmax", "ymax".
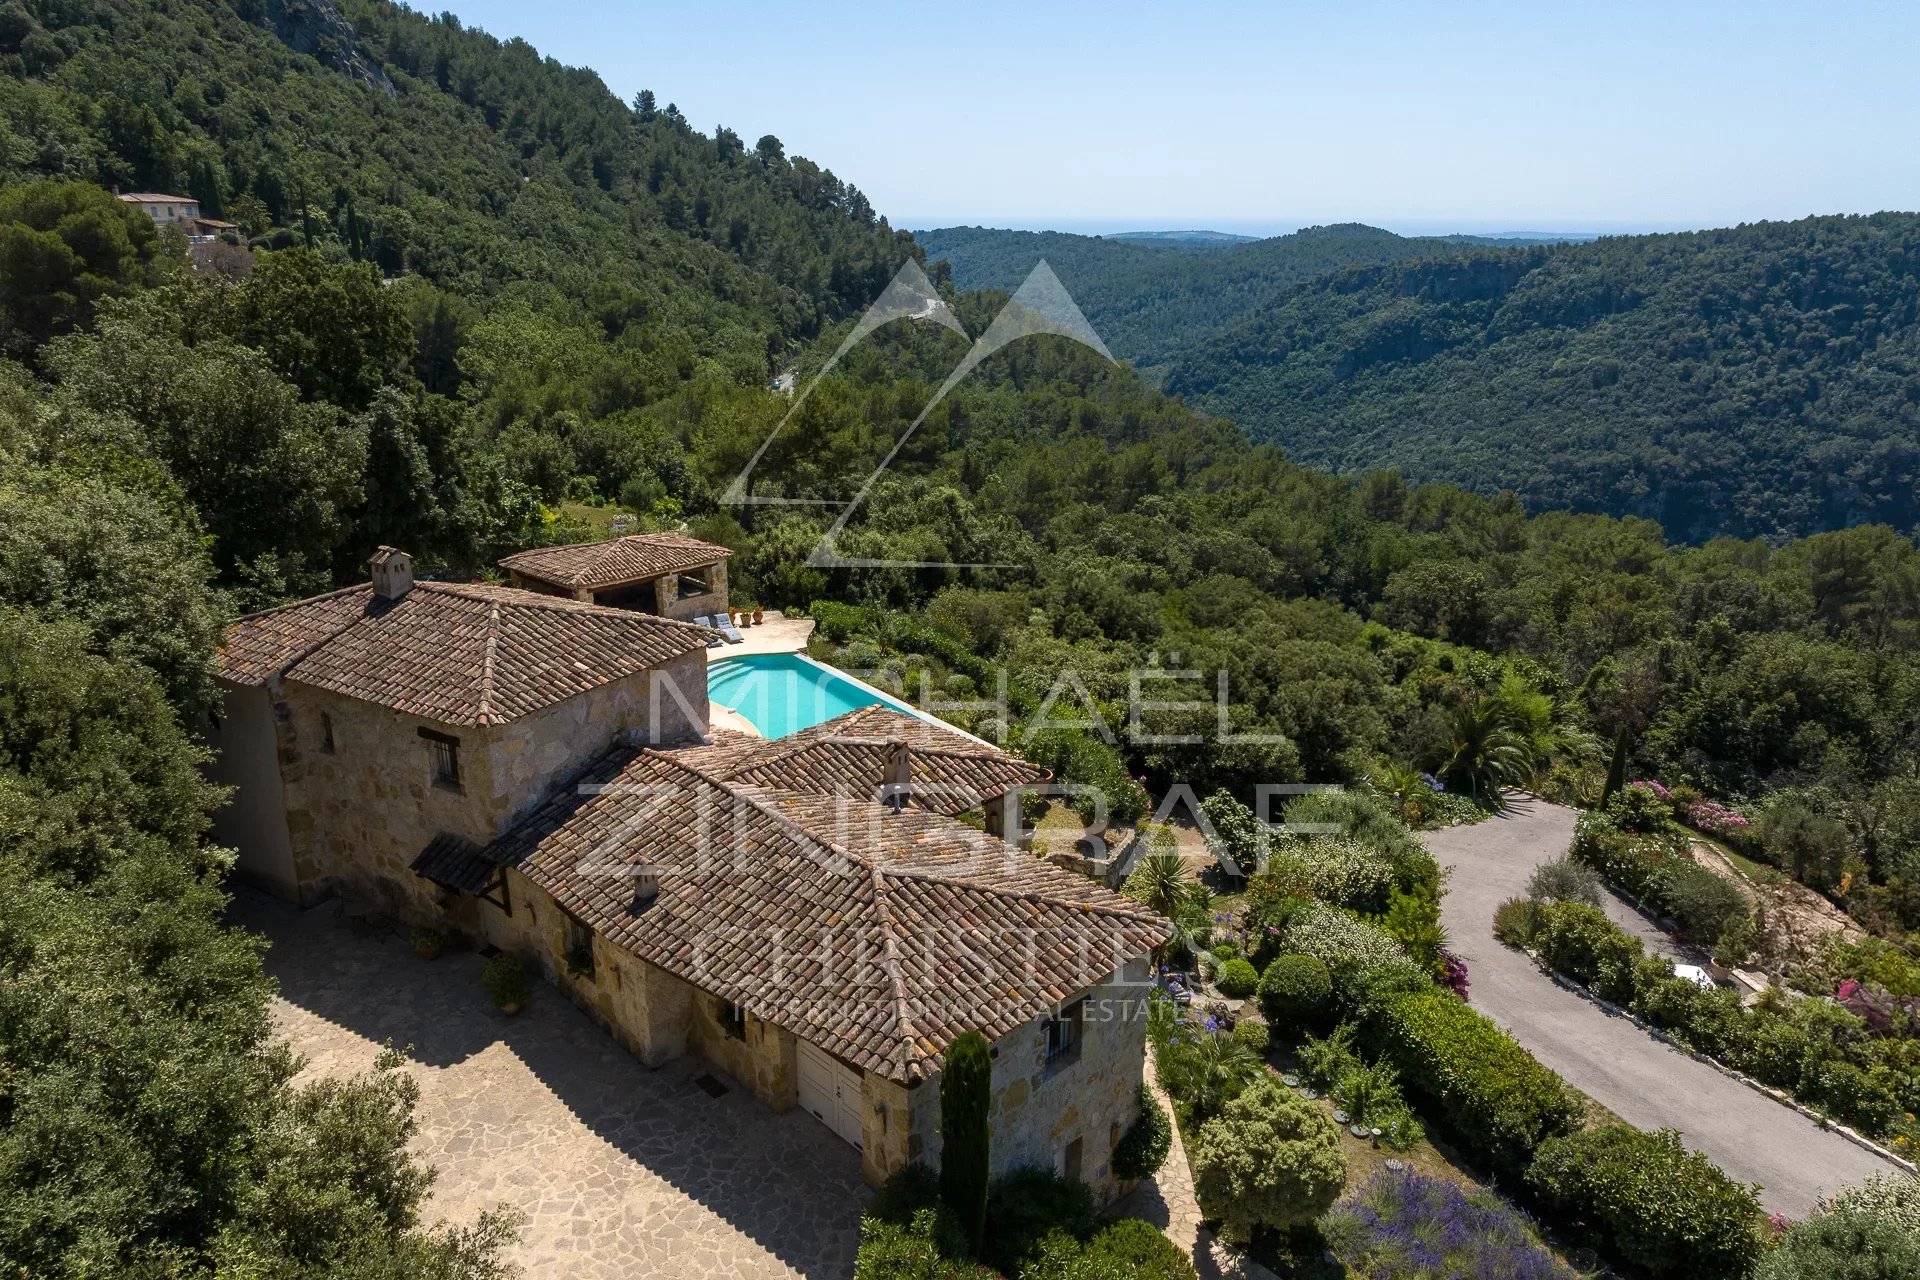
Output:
[{"xmin": 715, "ymin": 609, "xmax": 813, "ymax": 658}]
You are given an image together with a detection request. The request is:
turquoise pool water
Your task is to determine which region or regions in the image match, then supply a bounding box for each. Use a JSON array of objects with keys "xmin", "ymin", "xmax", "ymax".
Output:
[{"xmin": 706, "ymin": 652, "xmax": 911, "ymax": 739}]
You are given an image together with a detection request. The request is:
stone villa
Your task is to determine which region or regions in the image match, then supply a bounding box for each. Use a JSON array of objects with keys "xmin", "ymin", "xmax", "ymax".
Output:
[{"xmin": 208, "ymin": 547, "xmax": 1166, "ymax": 1199}]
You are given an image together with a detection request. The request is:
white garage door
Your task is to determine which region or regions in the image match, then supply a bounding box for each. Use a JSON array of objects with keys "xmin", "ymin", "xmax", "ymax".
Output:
[{"xmin": 797, "ymin": 1041, "xmax": 864, "ymax": 1150}]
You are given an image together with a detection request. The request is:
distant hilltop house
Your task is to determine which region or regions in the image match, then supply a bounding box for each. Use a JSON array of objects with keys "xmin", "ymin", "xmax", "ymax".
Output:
[
  {"xmin": 206, "ymin": 545, "xmax": 1163, "ymax": 1199},
  {"xmin": 116, "ymin": 192, "xmax": 238, "ymax": 242},
  {"xmin": 499, "ymin": 530, "xmax": 732, "ymax": 622}
]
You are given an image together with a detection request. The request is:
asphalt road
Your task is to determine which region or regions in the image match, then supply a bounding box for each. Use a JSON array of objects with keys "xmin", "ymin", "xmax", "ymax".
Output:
[{"xmin": 1426, "ymin": 794, "xmax": 1901, "ymax": 1217}]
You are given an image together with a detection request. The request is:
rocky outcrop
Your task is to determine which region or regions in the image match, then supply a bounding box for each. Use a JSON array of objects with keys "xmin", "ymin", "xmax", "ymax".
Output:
[{"xmin": 261, "ymin": 0, "xmax": 395, "ymax": 96}]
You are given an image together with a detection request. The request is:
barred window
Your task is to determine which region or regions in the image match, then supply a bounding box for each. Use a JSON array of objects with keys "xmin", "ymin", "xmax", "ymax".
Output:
[{"xmin": 420, "ymin": 729, "xmax": 461, "ymax": 790}]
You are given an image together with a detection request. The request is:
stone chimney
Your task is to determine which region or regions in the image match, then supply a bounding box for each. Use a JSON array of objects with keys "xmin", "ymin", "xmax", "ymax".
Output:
[
  {"xmin": 369, "ymin": 546, "xmax": 414, "ymax": 600},
  {"xmin": 879, "ymin": 739, "xmax": 911, "ymax": 810}
]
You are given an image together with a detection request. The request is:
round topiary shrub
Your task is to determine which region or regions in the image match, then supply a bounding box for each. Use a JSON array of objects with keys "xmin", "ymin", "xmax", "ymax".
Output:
[
  {"xmin": 1189, "ymin": 1074, "xmax": 1346, "ymax": 1244},
  {"xmin": 1258, "ymin": 953, "xmax": 1333, "ymax": 1028},
  {"xmin": 1230, "ymin": 1017, "xmax": 1271, "ymax": 1057},
  {"xmin": 1112, "ymin": 1085, "xmax": 1173, "ymax": 1181},
  {"xmin": 1216, "ymin": 957, "xmax": 1259, "ymax": 999}
]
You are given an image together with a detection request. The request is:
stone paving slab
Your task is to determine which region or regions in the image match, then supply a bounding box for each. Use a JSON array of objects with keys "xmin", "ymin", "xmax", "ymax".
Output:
[{"xmin": 234, "ymin": 890, "xmax": 866, "ymax": 1279}]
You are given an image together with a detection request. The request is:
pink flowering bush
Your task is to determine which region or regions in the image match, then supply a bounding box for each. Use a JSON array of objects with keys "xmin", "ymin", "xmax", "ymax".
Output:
[{"xmin": 1686, "ymin": 800, "xmax": 1751, "ymax": 839}]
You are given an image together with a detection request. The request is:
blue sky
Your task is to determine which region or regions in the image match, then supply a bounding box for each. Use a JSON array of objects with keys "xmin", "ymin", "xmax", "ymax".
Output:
[{"xmin": 440, "ymin": 0, "xmax": 1920, "ymax": 237}]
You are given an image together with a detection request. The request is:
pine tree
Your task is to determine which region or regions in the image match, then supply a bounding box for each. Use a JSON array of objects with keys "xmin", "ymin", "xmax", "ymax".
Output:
[{"xmin": 939, "ymin": 1030, "xmax": 992, "ymax": 1257}]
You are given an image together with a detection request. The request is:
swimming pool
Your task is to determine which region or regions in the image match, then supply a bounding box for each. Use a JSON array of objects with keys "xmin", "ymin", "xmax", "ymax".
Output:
[{"xmin": 706, "ymin": 652, "xmax": 916, "ymax": 739}]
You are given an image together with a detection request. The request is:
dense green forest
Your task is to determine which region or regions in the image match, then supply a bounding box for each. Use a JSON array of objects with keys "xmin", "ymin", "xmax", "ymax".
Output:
[
  {"xmin": 913, "ymin": 222, "xmax": 1515, "ymax": 379},
  {"xmin": 3, "ymin": 0, "xmax": 1920, "ymax": 1273},
  {"xmin": 1162, "ymin": 219, "xmax": 1920, "ymax": 542}
]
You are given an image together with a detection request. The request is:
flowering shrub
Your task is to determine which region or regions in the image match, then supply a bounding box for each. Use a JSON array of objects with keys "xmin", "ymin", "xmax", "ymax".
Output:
[
  {"xmin": 1281, "ymin": 901, "xmax": 1426, "ymax": 989},
  {"xmin": 1439, "ymin": 947, "xmax": 1470, "ymax": 999},
  {"xmin": 1609, "ymin": 782, "xmax": 1676, "ymax": 835},
  {"xmin": 1321, "ymin": 1170, "xmax": 1574, "ymax": 1280},
  {"xmin": 1830, "ymin": 1172, "xmax": 1920, "ymax": 1240},
  {"xmin": 1270, "ymin": 836, "xmax": 1396, "ymax": 912},
  {"xmin": 1688, "ymin": 799, "xmax": 1752, "ymax": 839}
]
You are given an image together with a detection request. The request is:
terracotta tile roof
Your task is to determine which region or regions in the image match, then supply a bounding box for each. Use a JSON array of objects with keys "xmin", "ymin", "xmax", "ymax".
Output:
[
  {"xmin": 448, "ymin": 745, "xmax": 1165, "ymax": 1082},
  {"xmin": 216, "ymin": 580, "xmax": 714, "ymax": 726},
  {"xmin": 498, "ymin": 533, "xmax": 732, "ymax": 590},
  {"xmin": 413, "ymin": 833, "xmax": 494, "ymax": 894},
  {"xmin": 671, "ymin": 707, "xmax": 1048, "ymax": 816}
]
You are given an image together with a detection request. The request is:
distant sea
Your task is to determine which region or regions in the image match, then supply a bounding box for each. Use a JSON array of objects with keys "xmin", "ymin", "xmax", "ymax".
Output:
[{"xmin": 902, "ymin": 216, "xmax": 1701, "ymax": 241}]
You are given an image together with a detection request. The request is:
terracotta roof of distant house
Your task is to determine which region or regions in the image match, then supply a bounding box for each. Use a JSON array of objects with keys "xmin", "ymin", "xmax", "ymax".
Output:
[
  {"xmin": 216, "ymin": 580, "xmax": 715, "ymax": 726},
  {"xmin": 414, "ymin": 744, "xmax": 1164, "ymax": 1081},
  {"xmin": 498, "ymin": 533, "xmax": 733, "ymax": 590},
  {"xmin": 671, "ymin": 706, "xmax": 1048, "ymax": 816},
  {"xmin": 117, "ymin": 192, "xmax": 194, "ymax": 203}
]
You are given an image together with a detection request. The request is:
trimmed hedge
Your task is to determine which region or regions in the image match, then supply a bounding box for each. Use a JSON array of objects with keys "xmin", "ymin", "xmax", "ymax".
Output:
[
  {"xmin": 1358, "ymin": 988, "xmax": 1583, "ymax": 1178},
  {"xmin": 1532, "ymin": 900, "xmax": 1644, "ymax": 1005},
  {"xmin": 1527, "ymin": 894, "xmax": 1917, "ymax": 1140},
  {"xmin": 1527, "ymin": 1125, "xmax": 1763, "ymax": 1279}
]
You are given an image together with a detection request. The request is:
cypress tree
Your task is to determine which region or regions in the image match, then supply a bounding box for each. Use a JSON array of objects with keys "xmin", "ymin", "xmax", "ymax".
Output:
[
  {"xmin": 1602, "ymin": 726, "xmax": 1630, "ymax": 808},
  {"xmin": 939, "ymin": 1029, "xmax": 992, "ymax": 1257}
]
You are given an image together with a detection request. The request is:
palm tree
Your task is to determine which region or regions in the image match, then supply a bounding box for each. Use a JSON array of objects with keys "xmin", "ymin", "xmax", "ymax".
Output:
[
  {"xmin": 1125, "ymin": 847, "xmax": 1203, "ymax": 963},
  {"xmin": 1159, "ymin": 1028, "xmax": 1259, "ymax": 1125},
  {"xmin": 1427, "ymin": 699, "xmax": 1532, "ymax": 806},
  {"xmin": 1127, "ymin": 848, "xmax": 1192, "ymax": 919}
]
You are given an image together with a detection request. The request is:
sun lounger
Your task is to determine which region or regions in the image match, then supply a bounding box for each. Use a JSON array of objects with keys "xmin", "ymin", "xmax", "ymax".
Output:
[
  {"xmin": 716, "ymin": 615, "xmax": 745, "ymax": 644},
  {"xmin": 693, "ymin": 616, "xmax": 726, "ymax": 648}
]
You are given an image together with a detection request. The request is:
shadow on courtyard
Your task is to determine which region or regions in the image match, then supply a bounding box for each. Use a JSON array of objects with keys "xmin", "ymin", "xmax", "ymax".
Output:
[{"xmin": 229, "ymin": 887, "xmax": 866, "ymax": 1280}]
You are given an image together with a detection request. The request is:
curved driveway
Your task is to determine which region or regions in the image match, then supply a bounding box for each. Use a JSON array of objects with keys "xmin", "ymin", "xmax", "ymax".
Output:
[{"xmin": 1427, "ymin": 795, "xmax": 1900, "ymax": 1217}]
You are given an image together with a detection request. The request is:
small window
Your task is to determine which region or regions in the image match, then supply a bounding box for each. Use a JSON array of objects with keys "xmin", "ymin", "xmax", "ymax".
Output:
[
  {"xmin": 721, "ymin": 1000, "xmax": 748, "ymax": 1040},
  {"xmin": 320, "ymin": 712, "xmax": 335, "ymax": 755},
  {"xmin": 1062, "ymin": 1136, "xmax": 1084, "ymax": 1183},
  {"xmin": 1044, "ymin": 999, "xmax": 1085, "ymax": 1068},
  {"xmin": 565, "ymin": 913, "xmax": 594, "ymax": 980},
  {"xmin": 419, "ymin": 728, "xmax": 461, "ymax": 791}
]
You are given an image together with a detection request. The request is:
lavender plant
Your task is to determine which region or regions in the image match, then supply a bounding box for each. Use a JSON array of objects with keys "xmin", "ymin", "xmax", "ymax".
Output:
[{"xmin": 1320, "ymin": 1169, "xmax": 1575, "ymax": 1280}]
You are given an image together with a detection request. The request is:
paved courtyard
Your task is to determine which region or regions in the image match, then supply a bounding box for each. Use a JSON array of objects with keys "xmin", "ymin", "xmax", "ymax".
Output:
[{"xmin": 233, "ymin": 890, "xmax": 866, "ymax": 1279}]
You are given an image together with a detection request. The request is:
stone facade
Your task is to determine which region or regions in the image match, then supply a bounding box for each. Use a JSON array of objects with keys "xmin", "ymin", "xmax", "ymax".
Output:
[
  {"xmin": 865, "ymin": 960, "xmax": 1151, "ymax": 1203},
  {"xmin": 217, "ymin": 648, "xmax": 709, "ymax": 910}
]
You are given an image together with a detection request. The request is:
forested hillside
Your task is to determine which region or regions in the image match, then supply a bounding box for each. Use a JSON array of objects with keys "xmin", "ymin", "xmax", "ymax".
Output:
[
  {"xmin": 1163, "ymin": 218, "xmax": 1920, "ymax": 542},
  {"xmin": 0, "ymin": 0, "xmax": 915, "ymax": 361},
  {"xmin": 914, "ymin": 222, "xmax": 1486, "ymax": 378},
  {"xmin": 3, "ymin": 2, "xmax": 1920, "ymax": 1273}
]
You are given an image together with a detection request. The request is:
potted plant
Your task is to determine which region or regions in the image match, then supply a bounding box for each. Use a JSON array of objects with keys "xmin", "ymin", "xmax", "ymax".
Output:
[
  {"xmin": 410, "ymin": 926, "xmax": 444, "ymax": 960},
  {"xmin": 751, "ymin": 606, "xmax": 765, "ymax": 625},
  {"xmin": 483, "ymin": 953, "xmax": 531, "ymax": 1015}
]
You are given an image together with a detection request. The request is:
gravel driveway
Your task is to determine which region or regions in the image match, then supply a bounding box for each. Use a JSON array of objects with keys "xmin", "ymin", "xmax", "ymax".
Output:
[{"xmin": 1426, "ymin": 795, "xmax": 1901, "ymax": 1217}]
